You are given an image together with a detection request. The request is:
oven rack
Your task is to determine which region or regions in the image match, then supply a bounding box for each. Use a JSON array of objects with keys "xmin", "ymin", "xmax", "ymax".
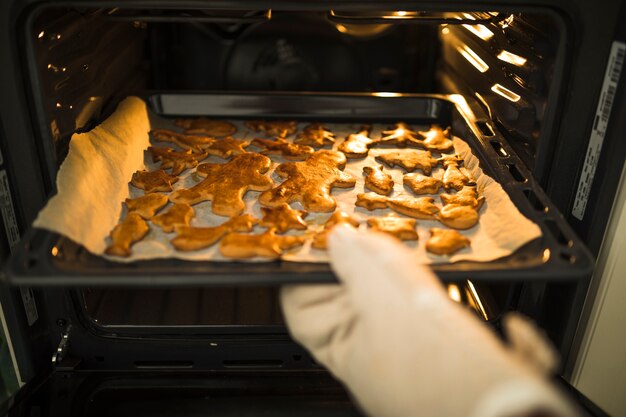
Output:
[{"xmin": 2, "ymin": 93, "xmax": 594, "ymax": 286}]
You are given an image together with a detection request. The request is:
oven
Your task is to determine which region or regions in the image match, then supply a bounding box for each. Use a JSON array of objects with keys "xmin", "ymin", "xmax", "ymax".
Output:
[{"xmin": 1, "ymin": 1, "xmax": 625, "ymax": 416}]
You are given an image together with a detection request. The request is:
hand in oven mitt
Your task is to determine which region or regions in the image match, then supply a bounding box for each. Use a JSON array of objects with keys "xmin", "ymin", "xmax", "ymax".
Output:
[{"xmin": 281, "ymin": 225, "xmax": 579, "ymax": 417}]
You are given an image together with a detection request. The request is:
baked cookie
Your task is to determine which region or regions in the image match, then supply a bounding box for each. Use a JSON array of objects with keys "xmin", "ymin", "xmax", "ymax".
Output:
[
  {"xmin": 295, "ymin": 123, "xmax": 335, "ymax": 147},
  {"xmin": 131, "ymin": 169, "xmax": 179, "ymax": 193},
  {"xmin": 220, "ymin": 228, "xmax": 306, "ymax": 259},
  {"xmin": 125, "ymin": 193, "xmax": 168, "ymax": 219},
  {"xmin": 251, "ymin": 137, "xmax": 314, "ymax": 161},
  {"xmin": 171, "ymin": 214, "xmax": 258, "ymax": 251},
  {"xmin": 403, "ymin": 173, "xmax": 443, "ymax": 195},
  {"xmin": 169, "ymin": 153, "xmax": 273, "ymax": 217},
  {"xmin": 175, "ymin": 118, "xmax": 237, "ymax": 137},
  {"xmin": 438, "ymin": 204, "xmax": 479, "ymax": 230},
  {"xmin": 105, "ymin": 212, "xmax": 150, "ymax": 257},
  {"xmin": 148, "ymin": 146, "xmax": 209, "ymax": 175},
  {"xmin": 312, "ymin": 211, "xmax": 360, "ymax": 250},
  {"xmin": 367, "ymin": 215, "xmax": 418, "ymax": 241},
  {"xmin": 376, "ymin": 149, "xmax": 439, "ymax": 174},
  {"xmin": 387, "ymin": 196, "xmax": 439, "ymax": 220},
  {"xmin": 355, "ymin": 193, "xmax": 390, "ymax": 210},
  {"xmin": 245, "ymin": 120, "xmax": 298, "ymax": 138},
  {"xmin": 259, "ymin": 150, "xmax": 356, "ymax": 212},
  {"xmin": 426, "ymin": 228, "xmax": 471, "ymax": 255},
  {"xmin": 151, "ymin": 129, "xmax": 215, "ymax": 152},
  {"xmin": 205, "ymin": 137, "xmax": 249, "ymax": 159},
  {"xmin": 337, "ymin": 126, "xmax": 374, "ymax": 159},
  {"xmin": 151, "ymin": 203, "xmax": 195, "ymax": 233},
  {"xmin": 418, "ymin": 125, "xmax": 454, "ymax": 153},
  {"xmin": 440, "ymin": 184, "xmax": 485, "ymax": 209},
  {"xmin": 363, "ymin": 165, "xmax": 394, "ymax": 195},
  {"xmin": 377, "ymin": 122, "xmax": 423, "ymax": 147},
  {"xmin": 260, "ymin": 203, "xmax": 308, "ymax": 233},
  {"xmin": 442, "ymin": 155, "xmax": 471, "ymax": 191}
]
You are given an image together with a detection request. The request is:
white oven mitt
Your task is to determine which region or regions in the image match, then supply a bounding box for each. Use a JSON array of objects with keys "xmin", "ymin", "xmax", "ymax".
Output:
[{"xmin": 281, "ymin": 225, "xmax": 579, "ymax": 417}]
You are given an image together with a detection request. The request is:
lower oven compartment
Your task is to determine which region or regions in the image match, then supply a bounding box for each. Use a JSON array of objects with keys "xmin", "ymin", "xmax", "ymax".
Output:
[{"xmin": 4, "ymin": 93, "xmax": 593, "ymax": 286}]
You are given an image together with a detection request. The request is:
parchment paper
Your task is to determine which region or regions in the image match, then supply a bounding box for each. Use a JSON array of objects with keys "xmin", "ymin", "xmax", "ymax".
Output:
[{"xmin": 34, "ymin": 96, "xmax": 542, "ymax": 264}]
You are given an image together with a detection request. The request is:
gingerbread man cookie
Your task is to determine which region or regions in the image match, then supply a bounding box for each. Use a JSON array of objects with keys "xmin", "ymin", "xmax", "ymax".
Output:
[
  {"xmin": 125, "ymin": 193, "xmax": 168, "ymax": 219},
  {"xmin": 377, "ymin": 122, "xmax": 423, "ymax": 148},
  {"xmin": 251, "ymin": 137, "xmax": 314, "ymax": 161},
  {"xmin": 403, "ymin": 173, "xmax": 443, "ymax": 195},
  {"xmin": 245, "ymin": 120, "xmax": 297, "ymax": 138},
  {"xmin": 418, "ymin": 125, "xmax": 454, "ymax": 153},
  {"xmin": 367, "ymin": 215, "xmax": 419, "ymax": 241},
  {"xmin": 175, "ymin": 118, "xmax": 237, "ymax": 137},
  {"xmin": 337, "ymin": 126, "xmax": 374, "ymax": 159},
  {"xmin": 260, "ymin": 203, "xmax": 308, "ymax": 233},
  {"xmin": 363, "ymin": 165, "xmax": 394, "ymax": 195},
  {"xmin": 312, "ymin": 211, "xmax": 360, "ymax": 250},
  {"xmin": 295, "ymin": 123, "xmax": 336, "ymax": 147},
  {"xmin": 169, "ymin": 153, "xmax": 273, "ymax": 217},
  {"xmin": 131, "ymin": 169, "xmax": 179, "ymax": 193},
  {"xmin": 151, "ymin": 129, "xmax": 215, "ymax": 152},
  {"xmin": 442, "ymin": 155, "xmax": 471, "ymax": 191},
  {"xmin": 220, "ymin": 228, "xmax": 306, "ymax": 259},
  {"xmin": 259, "ymin": 150, "xmax": 356, "ymax": 212},
  {"xmin": 440, "ymin": 184, "xmax": 484, "ymax": 209},
  {"xmin": 376, "ymin": 149, "xmax": 439, "ymax": 174},
  {"xmin": 105, "ymin": 212, "xmax": 150, "ymax": 257},
  {"xmin": 205, "ymin": 137, "xmax": 249, "ymax": 159},
  {"xmin": 426, "ymin": 228, "xmax": 471, "ymax": 255},
  {"xmin": 149, "ymin": 146, "xmax": 209, "ymax": 175},
  {"xmin": 171, "ymin": 214, "xmax": 258, "ymax": 251},
  {"xmin": 151, "ymin": 203, "xmax": 195, "ymax": 233}
]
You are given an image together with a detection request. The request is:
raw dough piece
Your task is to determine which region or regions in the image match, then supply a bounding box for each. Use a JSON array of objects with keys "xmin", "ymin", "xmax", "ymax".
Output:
[
  {"xmin": 312, "ymin": 211, "xmax": 360, "ymax": 250},
  {"xmin": 438, "ymin": 204, "xmax": 479, "ymax": 230},
  {"xmin": 205, "ymin": 137, "xmax": 249, "ymax": 159},
  {"xmin": 376, "ymin": 149, "xmax": 439, "ymax": 174},
  {"xmin": 220, "ymin": 228, "xmax": 306, "ymax": 259},
  {"xmin": 426, "ymin": 228, "xmax": 471, "ymax": 255},
  {"xmin": 171, "ymin": 214, "xmax": 258, "ymax": 251},
  {"xmin": 363, "ymin": 165, "xmax": 394, "ymax": 195},
  {"xmin": 245, "ymin": 120, "xmax": 298, "ymax": 138},
  {"xmin": 367, "ymin": 215, "xmax": 418, "ymax": 241},
  {"xmin": 125, "ymin": 193, "xmax": 168, "ymax": 219},
  {"xmin": 440, "ymin": 184, "xmax": 485, "ymax": 209},
  {"xmin": 259, "ymin": 150, "xmax": 356, "ymax": 212},
  {"xmin": 131, "ymin": 169, "xmax": 179, "ymax": 193},
  {"xmin": 260, "ymin": 203, "xmax": 308, "ymax": 233},
  {"xmin": 149, "ymin": 146, "xmax": 209, "ymax": 175},
  {"xmin": 338, "ymin": 126, "xmax": 374, "ymax": 158},
  {"xmin": 355, "ymin": 194, "xmax": 439, "ymax": 219},
  {"xmin": 105, "ymin": 213, "xmax": 150, "ymax": 257},
  {"xmin": 151, "ymin": 129, "xmax": 215, "ymax": 152},
  {"xmin": 442, "ymin": 155, "xmax": 471, "ymax": 191},
  {"xmin": 295, "ymin": 123, "xmax": 336, "ymax": 147},
  {"xmin": 418, "ymin": 125, "xmax": 454, "ymax": 153},
  {"xmin": 151, "ymin": 203, "xmax": 195, "ymax": 233},
  {"xmin": 377, "ymin": 122, "xmax": 423, "ymax": 147},
  {"xmin": 251, "ymin": 137, "xmax": 314, "ymax": 160},
  {"xmin": 403, "ymin": 173, "xmax": 443, "ymax": 195},
  {"xmin": 175, "ymin": 118, "xmax": 237, "ymax": 137},
  {"xmin": 169, "ymin": 153, "xmax": 273, "ymax": 217}
]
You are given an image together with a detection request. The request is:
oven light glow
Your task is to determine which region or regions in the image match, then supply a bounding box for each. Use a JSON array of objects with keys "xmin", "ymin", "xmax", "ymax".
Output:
[
  {"xmin": 457, "ymin": 45, "xmax": 489, "ymax": 73},
  {"xmin": 463, "ymin": 24, "xmax": 494, "ymax": 41},
  {"xmin": 38, "ymin": 31, "xmax": 45, "ymax": 39},
  {"xmin": 501, "ymin": 14, "xmax": 515, "ymax": 29},
  {"xmin": 372, "ymin": 92, "xmax": 402, "ymax": 98},
  {"xmin": 497, "ymin": 50, "xmax": 527, "ymax": 66},
  {"xmin": 491, "ymin": 84, "xmax": 521, "ymax": 102},
  {"xmin": 447, "ymin": 284, "xmax": 462, "ymax": 303},
  {"xmin": 335, "ymin": 23, "xmax": 348, "ymax": 34},
  {"xmin": 51, "ymin": 246, "xmax": 59, "ymax": 256},
  {"xmin": 56, "ymin": 102, "xmax": 62, "ymax": 108},
  {"xmin": 441, "ymin": 27, "xmax": 450, "ymax": 35},
  {"xmin": 467, "ymin": 280, "xmax": 488, "ymax": 321},
  {"xmin": 395, "ymin": 11, "xmax": 408, "ymax": 16},
  {"xmin": 55, "ymin": 34, "xmax": 61, "ymax": 40}
]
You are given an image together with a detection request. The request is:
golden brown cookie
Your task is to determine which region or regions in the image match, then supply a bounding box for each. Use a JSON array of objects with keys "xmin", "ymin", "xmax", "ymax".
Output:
[
  {"xmin": 171, "ymin": 214, "xmax": 258, "ymax": 251},
  {"xmin": 260, "ymin": 203, "xmax": 308, "ymax": 233},
  {"xmin": 258, "ymin": 150, "xmax": 356, "ymax": 212},
  {"xmin": 125, "ymin": 193, "xmax": 169, "ymax": 219},
  {"xmin": 376, "ymin": 150, "xmax": 439, "ymax": 174},
  {"xmin": 442, "ymin": 155, "xmax": 471, "ymax": 191},
  {"xmin": 205, "ymin": 137, "xmax": 249, "ymax": 159},
  {"xmin": 175, "ymin": 118, "xmax": 237, "ymax": 137},
  {"xmin": 363, "ymin": 165, "xmax": 394, "ymax": 195},
  {"xmin": 220, "ymin": 228, "xmax": 306, "ymax": 259},
  {"xmin": 169, "ymin": 153, "xmax": 273, "ymax": 217},
  {"xmin": 151, "ymin": 203, "xmax": 195, "ymax": 233},
  {"xmin": 245, "ymin": 120, "xmax": 298, "ymax": 138},
  {"xmin": 131, "ymin": 169, "xmax": 179, "ymax": 193},
  {"xmin": 426, "ymin": 228, "xmax": 471, "ymax": 255},
  {"xmin": 440, "ymin": 184, "xmax": 485, "ymax": 209},
  {"xmin": 355, "ymin": 193, "xmax": 390, "ymax": 210},
  {"xmin": 367, "ymin": 215, "xmax": 418, "ymax": 241},
  {"xmin": 403, "ymin": 173, "xmax": 443, "ymax": 195},
  {"xmin": 295, "ymin": 123, "xmax": 336, "ymax": 147},
  {"xmin": 151, "ymin": 129, "xmax": 215, "ymax": 152},
  {"xmin": 105, "ymin": 212, "xmax": 150, "ymax": 257},
  {"xmin": 377, "ymin": 122, "xmax": 423, "ymax": 147},
  {"xmin": 251, "ymin": 137, "xmax": 314, "ymax": 160},
  {"xmin": 418, "ymin": 125, "xmax": 454, "ymax": 153},
  {"xmin": 312, "ymin": 211, "xmax": 360, "ymax": 250},
  {"xmin": 337, "ymin": 126, "xmax": 374, "ymax": 158},
  {"xmin": 438, "ymin": 204, "xmax": 479, "ymax": 230},
  {"xmin": 148, "ymin": 146, "xmax": 209, "ymax": 175},
  {"xmin": 387, "ymin": 196, "xmax": 439, "ymax": 220}
]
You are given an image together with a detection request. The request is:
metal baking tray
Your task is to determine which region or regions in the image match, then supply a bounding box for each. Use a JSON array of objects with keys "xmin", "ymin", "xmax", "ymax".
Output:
[{"xmin": 3, "ymin": 92, "xmax": 594, "ymax": 286}]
